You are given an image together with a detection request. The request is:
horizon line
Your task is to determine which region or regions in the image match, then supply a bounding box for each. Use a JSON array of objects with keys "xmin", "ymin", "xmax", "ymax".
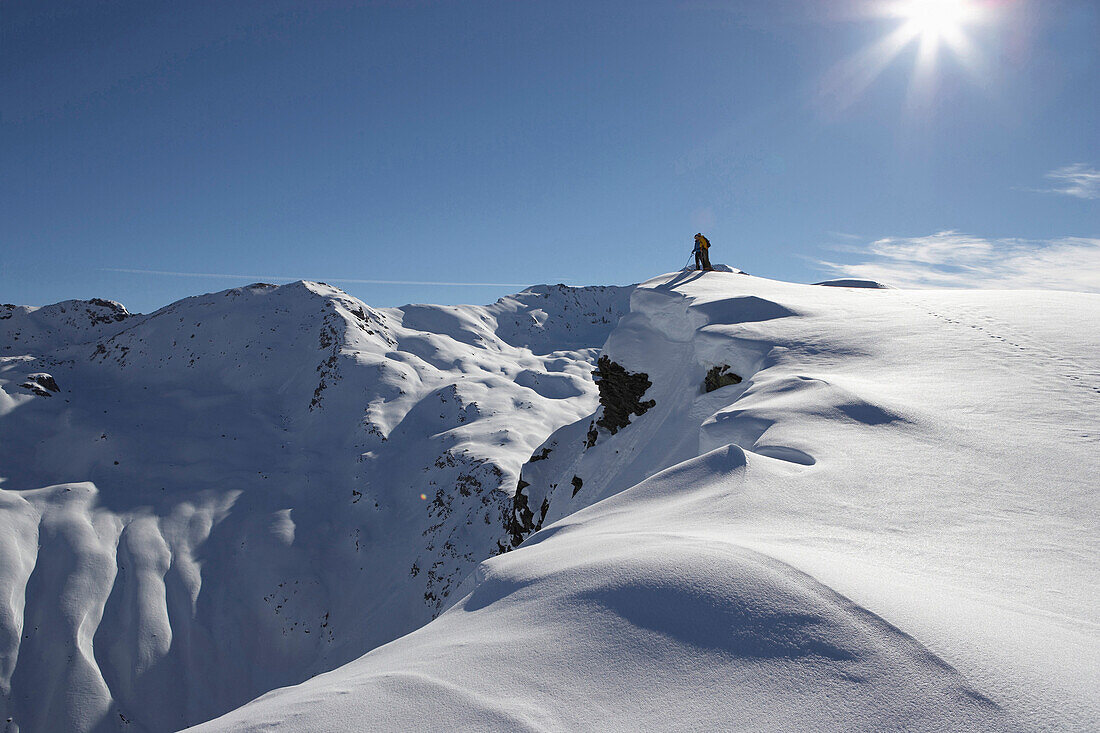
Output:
[{"xmin": 99, "ymin": 267, "xmax": 539, "ymax": 288}]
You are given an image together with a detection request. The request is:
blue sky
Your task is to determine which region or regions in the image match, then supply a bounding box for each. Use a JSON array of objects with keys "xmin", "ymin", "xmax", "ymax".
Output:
[{"xmin": 3, "ymin": 0, "xmax": 1098, "ymax": 312}]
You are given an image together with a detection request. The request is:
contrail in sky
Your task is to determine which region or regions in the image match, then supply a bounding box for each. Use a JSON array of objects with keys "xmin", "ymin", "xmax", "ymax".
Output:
[{"xmin": 99, "ymin": 268, "xmax": 533, "ymax": 288}]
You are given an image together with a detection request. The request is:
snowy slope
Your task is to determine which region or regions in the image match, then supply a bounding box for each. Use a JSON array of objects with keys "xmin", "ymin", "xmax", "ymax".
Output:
[
  {"xmin": 0, "ymin": 281, "xmax": 631, "ymax": 733},
  {"xmin": 193, "ymin": 269, "xmax": 1099, "ymax": 732}
]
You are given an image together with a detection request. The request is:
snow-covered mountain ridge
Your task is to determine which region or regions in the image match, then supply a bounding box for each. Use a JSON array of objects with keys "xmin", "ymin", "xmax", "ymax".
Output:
[
  {"xmin": 194, "ymin": 269, "xmax": 1098, "ymax": 733},
  {"xmin": 2, "ymin": 271, "xmax": 1097, "ymax": 732},
  {"xmin": 0, "ymin": 280, "xmax": 632, "ymax": 732}
]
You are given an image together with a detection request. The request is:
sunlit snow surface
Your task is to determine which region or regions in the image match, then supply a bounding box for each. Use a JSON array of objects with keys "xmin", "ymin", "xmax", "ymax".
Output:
[
  {"xmin": 2, "ymin": 271, "xmax": 1098, "ymax": 731},
  {"xmin": 195, "ymin": 270, "xmax": 1098, "ymax": 733},
  {"xmin": 0, "ymin": 281, "xmax": 631, "ymax": 732}
]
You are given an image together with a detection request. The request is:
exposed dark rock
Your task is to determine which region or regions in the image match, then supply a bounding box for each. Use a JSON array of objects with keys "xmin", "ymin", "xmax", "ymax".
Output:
[
  {"xmin": 19, "ymin": 373, "xmax": 60, "ymax": 397},
  {"xmin": 593, "ymin": 356, "xmax": 655, "ymax": 435},
  {"xmin": 28, "ymin": 373, "xmax": 60, "ymax": 392},
  {"xmin": 505, "ymin": 478, "xmax": 535, "ymax": 548},
  {"xmin": 585, "ymin": 421, "xmax": 598, "ymax": 448},
  {"xmin": 503, "ymin": 475, "xmax": 548, "ymax": 549},
  {"xmin": 416, "ymin": 451, "xmax": 508, "ymax": 615},
  {"xmin": 310, "ymin": 309, "xmax": 344, "ymax": 411},
  {"xmin": 529, "ymin": 447, "xmax": 552, "ymax": 462},
  {"xmin": 86, "ymin": 299, "xmax": 131, "ymax": 323},
  {"xmin": 571, "ymin": 476, "xmax": 583, "ymax": 497},
  {"xmin": 704, "ymin": 365, "xmax": 742, "ymax": 393}
]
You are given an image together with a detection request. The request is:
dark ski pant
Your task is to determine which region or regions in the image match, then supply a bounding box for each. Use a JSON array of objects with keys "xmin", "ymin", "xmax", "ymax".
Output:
[{"xmin": 695, "ymin": 249, "xmax": 712, "ymax": 271}]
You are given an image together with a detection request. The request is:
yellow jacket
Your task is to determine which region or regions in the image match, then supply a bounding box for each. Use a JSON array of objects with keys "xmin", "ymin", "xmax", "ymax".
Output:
[{"xmin": 695, "ymin": 234, "xmax": 710, "ymax": 250}]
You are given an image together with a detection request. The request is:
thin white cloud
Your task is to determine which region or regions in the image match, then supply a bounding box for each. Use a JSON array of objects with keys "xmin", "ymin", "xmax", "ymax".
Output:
[
  {"xmin": 817, "ymin": 230, "xmax": 1100, "ymax": 293},
  {"xmin": 99, "ymin": 268, "xmax": 533, "ymax": 288},
  {"xmin": 1029, "ymin": 164, "xmax": 1100, "ymax": 200},
  {"xmin": 826, "ymin": 231, "xmax": 865, "ymax": 242}
]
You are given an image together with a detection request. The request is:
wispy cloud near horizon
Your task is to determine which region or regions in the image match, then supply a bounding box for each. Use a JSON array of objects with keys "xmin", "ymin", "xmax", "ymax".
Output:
[
  {"xmin": 817, "ymin": 230, "xmax": 1100, "ymax": 293},
  {"xmin": 1025, "ymin": 164, "xmax": 1100, "ymax": 200},
  {"xmin": 99, "ymin": 268, "xmax": 536, "ymax": 289}
]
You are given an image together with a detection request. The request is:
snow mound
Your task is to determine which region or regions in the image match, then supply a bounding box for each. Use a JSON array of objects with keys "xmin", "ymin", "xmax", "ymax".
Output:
[
  {"xmin": 194, "ymin": 270, "xmax": 1099, "ymax": 732},
  {"xmin": 194, "ymin": 448, "xmax": 1009, "ymax": 733},
  {"xmin": 0, "ymin": 280, "xmax": 628, "ymax": 732},
  {"xmin": 484, "ymin": 283, "xmax": 634, "ymax": 353},
  {"xmin": 4, "ymin": 272, "xmax": 1099, "ymax": 732}
]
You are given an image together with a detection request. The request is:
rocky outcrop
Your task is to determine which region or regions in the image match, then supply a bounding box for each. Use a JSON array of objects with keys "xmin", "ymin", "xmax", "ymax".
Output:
[
  {"xmin": 85, "ymin": 298, "xmax": 131, "ymax": 323},
  {"xmin": 704, "ymin": 365, "xmax": 742, "ymax": 393},
  {"xmin": 593, "ymin": 356, "xmax": 655, "ymax": 435},
  {"xmin": 503, "ymin": 475, "xmax": 549, "ymax": 549},
  {"xmin": 18, "ymin": 372, "xmax": 60, "ymax": 396}
]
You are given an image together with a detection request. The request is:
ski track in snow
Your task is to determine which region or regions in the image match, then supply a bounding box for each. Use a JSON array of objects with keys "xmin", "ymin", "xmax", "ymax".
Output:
[{"xmin": 913, "ymin": 297, "xmax": 1100, "ymax": 397}]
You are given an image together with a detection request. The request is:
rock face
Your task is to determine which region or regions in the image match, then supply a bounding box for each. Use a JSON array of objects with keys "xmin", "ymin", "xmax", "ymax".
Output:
[
  {"xmin": 499, "ymin": 353, "xmax": 661, "ymax": 551},
  {"xmin": 0, "ymin": 280, "xmax": 632, "ymax": 733},
  {"xmin": 18, "ymin": 373, "xmax": 60, "ymax": 396},
  {"xmin": 592, "ymin": 355, "xmax": 656, "ymax": 435},
  {"xmin": 704, "ymin": 365, "xmax": 742, "ymax": 393},
  {"xmin": 502, "ymin": 472, "xmax": 549, "ymax": 550}
]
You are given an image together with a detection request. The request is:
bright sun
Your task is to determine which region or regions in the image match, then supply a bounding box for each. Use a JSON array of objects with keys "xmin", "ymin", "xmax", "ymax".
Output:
[
  {"xmin": 895, "ymin": 0, "xmax": 982, "ymax": 41},
  {"xmin": 815, "ymin": 0, "xmax": 994, "ymax": 111}
]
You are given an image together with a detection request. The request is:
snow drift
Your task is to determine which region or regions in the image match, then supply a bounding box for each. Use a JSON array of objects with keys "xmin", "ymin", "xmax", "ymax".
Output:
[
  {"xmin": 2, "ymin": 270, "xmax": 1098, "ymax": 732},
  {"xmin": 0, "ymin": 282, "xmax": 631, "ymax": 732},
  {"xmin": 197, "ymin": 270, "xmax": 1098, "ymax": 733}
]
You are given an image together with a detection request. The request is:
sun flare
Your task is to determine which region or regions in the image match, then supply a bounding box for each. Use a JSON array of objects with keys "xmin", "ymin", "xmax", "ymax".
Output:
[
  {"xmin": 817, "ymin": 0, "xmax": 994, "ymax": 111},
  {"xmin": 895, "ymin": 0, "xmax": 981, "ymax": 41}
]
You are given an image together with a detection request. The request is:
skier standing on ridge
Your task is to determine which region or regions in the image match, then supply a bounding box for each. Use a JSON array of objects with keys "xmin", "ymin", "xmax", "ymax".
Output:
[{"xmin": 693, "ymin": 233, "xmax": 713, "ymax": 271}]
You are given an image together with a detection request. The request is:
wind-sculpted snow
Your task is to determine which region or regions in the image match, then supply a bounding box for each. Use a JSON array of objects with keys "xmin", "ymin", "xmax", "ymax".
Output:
[
  {"xmin": 0, "ymin": 280, "xmax": 630, "ymax": 732},
  {"xmin": 197, "ymin": 268, "xmax": 1098, "ymax": 732},
  {"xmin": 485, "ymin": 284, "xmax": 634, "ymax": 353},
  {"xmin": 195, "ymin": 449, "xmax": 1009, "ymax": 733}
]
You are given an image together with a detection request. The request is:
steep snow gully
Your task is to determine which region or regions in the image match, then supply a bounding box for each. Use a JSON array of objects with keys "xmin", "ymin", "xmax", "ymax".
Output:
[{"xmin": 2, "ymin": 270, "xmax": 1098, "ymax": 731}]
